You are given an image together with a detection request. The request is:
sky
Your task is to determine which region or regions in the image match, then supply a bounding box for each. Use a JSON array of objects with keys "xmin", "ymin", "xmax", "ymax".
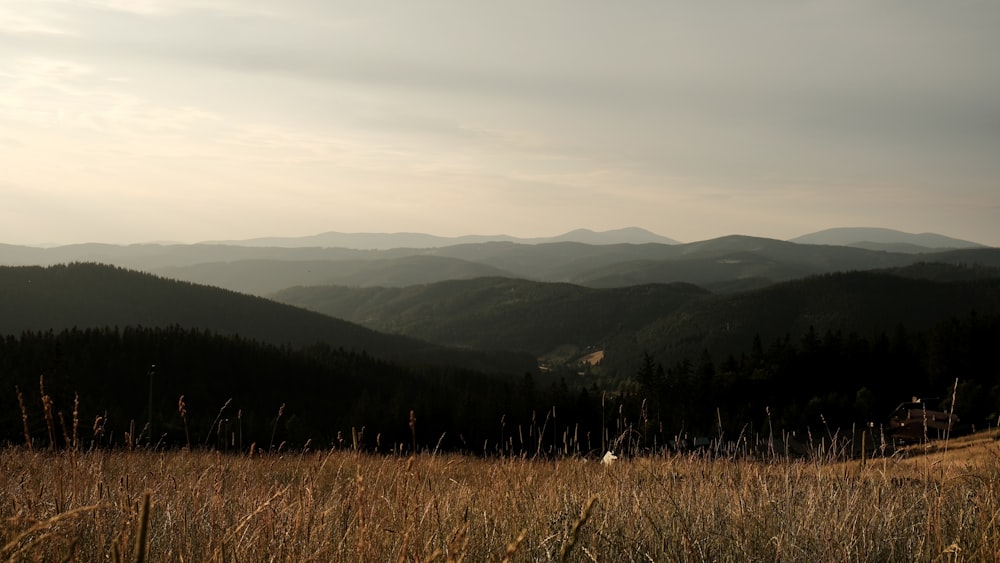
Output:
[{"xmin": 2, "ymin": 1, "xmax": 999, "ymax": 246}]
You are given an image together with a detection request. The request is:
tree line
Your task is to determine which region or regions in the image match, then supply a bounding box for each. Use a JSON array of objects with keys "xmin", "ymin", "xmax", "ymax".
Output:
[
  {"xmin": 635, "ymin": 311, "xmax": 1000, "ymax": 441},
  {"xmin": 2, "ymin": 312, "xmax": 997, "ymax": 456}
]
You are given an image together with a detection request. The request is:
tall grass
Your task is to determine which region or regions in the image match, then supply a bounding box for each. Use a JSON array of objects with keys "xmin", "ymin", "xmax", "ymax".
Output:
[
  {"xmin": 2, "ymin": 438, "xmax": 999, "ymax": 561},
  {"xmin": 3, "ymin": 377, "xmax": 991, "ymax": 560}
]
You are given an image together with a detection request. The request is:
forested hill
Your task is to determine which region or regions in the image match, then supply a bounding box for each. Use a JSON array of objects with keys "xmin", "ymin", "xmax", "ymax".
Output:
[
  {"xmin": 272, "ymin": 278, "xmax": 710, "ymax": 357},
  {"xmin": 271, "ymin": 268, "xmax": 1000, "ymax": 374},
  {"xmin": 612, "ymin": 270, "xmax": 1000, "ymax": 376},
  {"xmin": 3, "ymin": 264, "xmax": 1000, "ymax": 452},
  {"xmin": 147, "ymin": 239, "xmax": 1000, "ymax": 293},
  {"xmin": 0, "ymin": 263, "xmax": 536, "ymax": 374},
  {"xmin": 155, "ymin": 256, "xmax": 515, "ymax": 296},
  {"xmin": 4, "ymin": 313, "xmax": 998, "ymax": 454},
  {"xmin": 0, "ymin": 326, "xmax": 540, "ymax": 452},
  {"xmin": 5, "ymin": 236, "xmax": 999, "ymax": 296}
]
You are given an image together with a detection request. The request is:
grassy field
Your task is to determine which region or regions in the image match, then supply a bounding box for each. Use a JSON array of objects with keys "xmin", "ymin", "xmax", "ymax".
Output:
[{"xmin": 2, "ymin": 432, "xmax": 999, "ymax": 562}]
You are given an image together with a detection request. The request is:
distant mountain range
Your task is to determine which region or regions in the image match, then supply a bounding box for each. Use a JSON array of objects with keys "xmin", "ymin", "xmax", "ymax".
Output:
[
  {"xmin": 1, "ymin": 229, "xmax": 997, "ymax": 296},
  {"xmin": 789, "ymin": 227, "xmax": 986, "ymax": 252},
  {"xmin": 205, "ymin": 226, "xmax": 986, "ymax": 252},
  {"xmin": 151, "ymin": 239, "xmax": 999, "ymax": 294},
  {"xmin": 205, "ymin": 227, "xmax": 681, "ymax": 249}
]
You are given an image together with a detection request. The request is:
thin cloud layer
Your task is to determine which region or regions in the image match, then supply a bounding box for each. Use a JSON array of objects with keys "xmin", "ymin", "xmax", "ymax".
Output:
[{"xmin": 1, "ymin": 0, "xmax": 998, "ymax": 245}]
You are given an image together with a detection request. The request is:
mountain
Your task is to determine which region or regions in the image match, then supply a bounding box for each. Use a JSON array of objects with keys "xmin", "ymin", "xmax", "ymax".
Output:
[
  {"xmin": 539, "ymin": 227, "xmax": 681, "ymax": 245},
  {"xmin": 0, "ymin": 325, "xmax": 532, "ymax": 450},
  {"xmin": 874, "ymin": 261, "xmax": 1000, "ymax": 282},
  {"xmin": 156, "ymin": 256, "xmax": 514, "ymax": 295},
  {"xmin": 0, "ymin": 263, "xmax": 535, "ymax": 374},
  {"xmin": 4, "ymin": 261, "xmax": 999, "ymax": 447},
  {"xmin": 606, "ymin": 271, "xmax": 1000, "ymax": 377},
  {"xmin": 563, "ymin": 235, "xmax": 912, "ymax": 288},
  {"xmin": 5, "ymin": 234, "xmax": 1000, "ymax": 297},
  {"xmin": 207, "ymin": 232, "xmax": 517, "ymax": 249},
  {"xmin": 272, "ymin": 266, "xmax": 1000, "ymax": 374},
  {"xmin": 427, "ymin": 236, "xmax": 1000, "ymax": 289},
  {"xmin": 205, "ymin": 227, "xmax": 680, "ymax": 249},
  {"xmin": 790, "ymin": 228, "xmax": 987, "ymax": 252},
  {"xmin": 272, "ymin": 278, "xmax": 710, "ymax": 358}
]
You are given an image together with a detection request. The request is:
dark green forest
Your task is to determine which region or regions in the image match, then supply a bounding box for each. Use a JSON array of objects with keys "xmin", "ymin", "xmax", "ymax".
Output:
[
  {"xmin": 635, "ymin": 312, "xmax": 1000, "ymax": 443},
  {"xmin": 3, "ymin": 312, "xmax": 998, "ymax": 456},
  {"xmin": 2, "ymin": 261, "xmax": 999, "ymax": 456},
  {"xmin": 0, "ymin": 326, "xmax": 534, "ymax": 453},
  {"xmin": 0, "ymin": 263, "xmax": 536, "ymax": 375},
  {"xmin": 273, "ymin": 278, "xmax": 710, "ymax": 357},
  {"xmin": 611, "ymin": 270, "xmax": 1000, "ymax": 379},
  {"xmin": 274, "ymin": 268, "xmax": 1000, "ymax": 381}
]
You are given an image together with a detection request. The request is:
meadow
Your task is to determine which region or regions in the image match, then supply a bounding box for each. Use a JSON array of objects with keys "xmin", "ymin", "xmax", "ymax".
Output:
[{"xmin": 2, "ymin": 433, "xmax": 998, "ymax": 562}]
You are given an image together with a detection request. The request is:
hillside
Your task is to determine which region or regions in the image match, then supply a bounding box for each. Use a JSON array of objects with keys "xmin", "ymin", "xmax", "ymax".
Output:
[
  {"xmin": 3, "ymin": 264, "xmax": 999, "ymax": 449},
  {"xmin": 608, "ymin": 271, "xmax": 1000, "ymax": 377},
  {"xmin": 564, "ymin": 236, "xmax": 893, "ymax": 288},
  {"xmin": 158, "ymin": 242, "xmax": 996, "ymax": 292},
  {"xmin": 873, "ymin": 261, "xmax": 1000, "ymax": 282},
  {"xmin": 0, "ymin": 326, "xmax": 536, "ymax": 451},
  {"xmin": 423, "ymin": 236, "xmax": 914, "ymax": 285},
  {"xmin": 271, "ymin": 267, "xmax": 1000, "ymax": 376},
  {"xmin": 5, "ymin": 235, "xmax": 1000, "ymax": 296},
  {"xmin": 272, "ymin": 278, "xmax": 710, "ymax": 357},
  {"xmin": 0, "ymin": 243, "xmax": 368, "ymax": 269},
  {"xmin": 156, "ymin": 256, "xmax": 514, "ymax": 295},
  {"xmin": 0, "ymin": 263, "xmax": 535, "ymax": 374},
  {"xmin": 206, "ymin": 227, "xmax": 680, "ymax": 248},
  {"xmin": 790, "ymin": 227, "xmax": 986, "ymax": 252}
]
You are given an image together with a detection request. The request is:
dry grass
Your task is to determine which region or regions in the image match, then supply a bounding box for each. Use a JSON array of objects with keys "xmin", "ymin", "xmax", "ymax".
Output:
[
  {"xmin": 2, "ymin": 439, "xmax": 1000, "ymax": 562},
  {"xmin": 893, "ymin": 428, "xmax": 1000, "ymax": 470}
]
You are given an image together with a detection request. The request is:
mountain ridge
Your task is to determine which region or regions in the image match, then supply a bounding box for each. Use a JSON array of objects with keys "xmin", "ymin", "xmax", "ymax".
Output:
[
  {"xmin": 203, "ymin": 227, "xmax": 681, "ymax": 249},
  {"xmin": 0, "ymin": 263, "xmax": 536, "ymax": 374},
  {"xmin": 270, "ymin": 267, "xmax": 1000, "ymax": 378},
  {"xmin": 6, "ymin": 226, "xmax": 991, "ymax": 253},
  {"xmin": 790, "ymin": 227, "xmax": 987, "ymax": 251},
  {"xmin": 5, "ymin": 234, "xmax": 999, "ymax": 295}
]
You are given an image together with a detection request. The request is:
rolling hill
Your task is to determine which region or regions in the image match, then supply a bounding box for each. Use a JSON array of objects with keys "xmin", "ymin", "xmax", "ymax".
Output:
[
  {"xmin": 155, "ymin": 256, "xmax": 514, "ymax": 295},
  {"xmin": 205, "ymin": 227, "xmax": 680, "ymax": 249},
  {"xmin": 148, "ymin": 241, "xmax": 997, "ymax": 293},
  {"xmin": 272, "ymin": 265, "xmax": 1000, "ymax": 378},
  {"xmin": 0, "ymin": 263, "xmax": 536, "ymax": 374},
  {"xmin": 0, "ymin": 243, "xmax": 368, "ymax": 269},
  {"xmin": 3, "ymin": 259, "xmax": 999, "ymax": 446},
  {"xmin": 561, "ymin": 235, "xmax": 910, "ymax": 288},
  {"xmin": 607, "ymin": 270, "xmax": 1000, "ymax": 377},
  {"xmin": 4, "ymin": 234, "xmax": 999, "ymax": 297},
  {"xmin": 790, "ymin": 227, "xmax": 986, "ymax": 252},
  {"xmin": 272, "ymin": 278, "xmax": 710, "ymax": 357}
]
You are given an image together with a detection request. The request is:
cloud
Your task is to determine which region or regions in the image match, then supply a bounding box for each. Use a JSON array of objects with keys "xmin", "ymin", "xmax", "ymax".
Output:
[
  {"xmin": 0, "ymin": 2, "xmax": 77, "ymax": 35},
  {"xmin": 1, "ymin": 0, "xmax": 998, "ymax": 245}
]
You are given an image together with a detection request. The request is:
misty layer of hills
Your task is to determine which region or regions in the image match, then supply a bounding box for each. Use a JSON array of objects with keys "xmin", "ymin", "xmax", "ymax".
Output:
[
  {"xmin": 204, "ymin": 226, "xmax": 683, "ymax": 249},
  {"xmin": 2, "ymin": 228, "xmax": 993, "ymax": 296},
  {"xmin": 1, "ymin": 227, "xmax": 998, "ymax": 452},
  {"xmin": 2, "ymin": 227, "xmax": 997, "ymax": 372}
]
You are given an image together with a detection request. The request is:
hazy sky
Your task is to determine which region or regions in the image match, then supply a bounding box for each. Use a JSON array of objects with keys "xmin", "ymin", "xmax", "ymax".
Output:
[{"xmin": 2, "ymin": 1, "xmax": 998, "ymax": 246}]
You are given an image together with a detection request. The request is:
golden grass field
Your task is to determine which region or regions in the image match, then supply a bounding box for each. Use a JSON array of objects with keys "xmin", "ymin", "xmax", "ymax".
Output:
[{"xmin": 3, "ymin": 430, "xmax": 1000, "ymax": 562}]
